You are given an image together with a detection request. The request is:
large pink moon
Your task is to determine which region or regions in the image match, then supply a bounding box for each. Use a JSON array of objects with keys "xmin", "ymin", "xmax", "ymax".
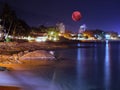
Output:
[{"xmin": 72, "ymin": 11, "xmax": 82, "ymax": 21}]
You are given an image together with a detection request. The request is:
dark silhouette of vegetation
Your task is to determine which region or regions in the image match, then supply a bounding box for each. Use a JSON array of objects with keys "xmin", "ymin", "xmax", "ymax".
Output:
[
  {"xmin": 12, "ymin": 19, "xmax": 30, "ymax": 36},
  {"xmin": 31, "ymin": 25, "xmax": 47, "ymax": 34},
  {"xmin": 38, "ymin": 25, "xmax": 47, "ymax": 33},
  {"xmin": 0, "ymin": 3, "xmax": 30, "ymax": 37}
]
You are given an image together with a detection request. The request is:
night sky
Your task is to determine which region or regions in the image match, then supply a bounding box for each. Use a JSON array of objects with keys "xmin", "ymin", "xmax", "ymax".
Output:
[{"xmin": 0, "ymin": 0, "xmax": 120, "ymax": 33}]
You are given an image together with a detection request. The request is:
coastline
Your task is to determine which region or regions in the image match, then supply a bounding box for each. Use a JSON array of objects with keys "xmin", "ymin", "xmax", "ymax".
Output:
[{"xmin": 0, "ymin": 40, "xmax": 119, "ymax": 70}]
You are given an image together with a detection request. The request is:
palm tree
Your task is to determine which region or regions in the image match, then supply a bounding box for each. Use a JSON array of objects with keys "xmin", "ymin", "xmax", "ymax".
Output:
[
  {"xmin": 1, "ymin": 3, "xmax": 17, "ymax": 38},
  {"xmin": 1, "ymin": 3, "xmax": 30, "ymax": 39}
]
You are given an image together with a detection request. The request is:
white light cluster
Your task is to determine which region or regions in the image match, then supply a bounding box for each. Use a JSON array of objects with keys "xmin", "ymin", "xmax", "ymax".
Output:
[{"xmin": 35, "ymin": 36, "xmax": 47, "ymax": 42}]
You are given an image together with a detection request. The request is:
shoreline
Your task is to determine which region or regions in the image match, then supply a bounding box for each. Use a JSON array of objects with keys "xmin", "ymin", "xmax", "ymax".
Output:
[
  {"xmin": 0, "ymin": 40, "xmax": 119, "ymax": 70},
  {"xmin": 0, "ymin": 39, "xmax": 119, "ymax": 52}
]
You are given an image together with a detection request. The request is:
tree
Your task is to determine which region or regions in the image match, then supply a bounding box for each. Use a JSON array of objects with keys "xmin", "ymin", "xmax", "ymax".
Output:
[
  {"xmin": 0, "ymin": 25, "xmax": 5, "ymax": 41},
  {"xmin": 1, "ymin": 3, "xmax": 30, "ymax": 38},
  {"xmin": 1, "ymin": 3, "xmax": 17, "ymax": 35},
  {"xmin": 47, "ymin": 26, "xmax": 59, "ymax": 41},
  {"xmin": 12, "ymin": 19, "xmax": 30, "ymax": 36},
  {"xmin": 38, "ymin": 25, "xmax": 47, "ymax": 33}
]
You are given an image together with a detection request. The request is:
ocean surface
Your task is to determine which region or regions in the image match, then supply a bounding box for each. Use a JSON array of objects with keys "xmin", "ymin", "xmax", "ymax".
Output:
[
  {"xmin": 1, "ymin": 41, "xmax": 120, "ymax": 90},
  {"xmin": 48, "ymin": 41, "xmax": 120, "ymax": 90}
]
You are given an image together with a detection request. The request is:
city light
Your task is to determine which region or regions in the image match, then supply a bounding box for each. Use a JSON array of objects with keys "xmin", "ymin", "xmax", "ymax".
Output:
[{"xmin": 35, "ymin": 36, "xmax": 47, "ymax": 42}]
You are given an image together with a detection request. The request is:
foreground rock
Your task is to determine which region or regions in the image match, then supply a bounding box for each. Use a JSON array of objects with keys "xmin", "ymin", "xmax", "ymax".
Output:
[
  {"xmin": 0, "ymin": 50, "xmax": 55, "ymax": 64},
  {"xmin": 0, "ymin": 66, "xmax": 9, "ymax": 71},
  {"xmin": 0, "ymin": 42, "xmax": 67, "ymax": 54},
  {"xmin": 19, "ymin": 50, "xmax": 55, "ymax": 60}
]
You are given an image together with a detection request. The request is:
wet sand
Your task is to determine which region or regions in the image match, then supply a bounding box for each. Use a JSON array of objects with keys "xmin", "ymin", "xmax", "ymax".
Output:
[
  {"xmin": 0, "ymin": 60, "xmax": 56, "ymax": 70},
  {"xmin": 0, "ymin": 60, "xmax": 58, "ymax": 90}
]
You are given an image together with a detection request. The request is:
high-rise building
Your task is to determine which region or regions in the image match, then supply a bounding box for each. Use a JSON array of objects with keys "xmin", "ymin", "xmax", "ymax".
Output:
[
  {"xmin": 56, "ymin": 22, "xmax": 65, "ymax": 33},
  {"xmin": 79, "ymin": 24, "xmax": 87, "ymax": 33}
]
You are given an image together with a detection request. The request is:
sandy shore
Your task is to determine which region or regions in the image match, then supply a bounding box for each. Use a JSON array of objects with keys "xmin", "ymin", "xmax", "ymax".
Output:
[
  {"xmin": 0, "ymin": 60, "xmax": 56, "ymax": 70},
  {"xmin": 0, "ymin": 60, "xmax": 57, "ymax": 90},
  {"xmin": 0, "ymin": 41, "xmax": 94, "ymax": 70},
  {"xmin": 0, "ymin": 41, "xmax": 64, "ymax": 69}
]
